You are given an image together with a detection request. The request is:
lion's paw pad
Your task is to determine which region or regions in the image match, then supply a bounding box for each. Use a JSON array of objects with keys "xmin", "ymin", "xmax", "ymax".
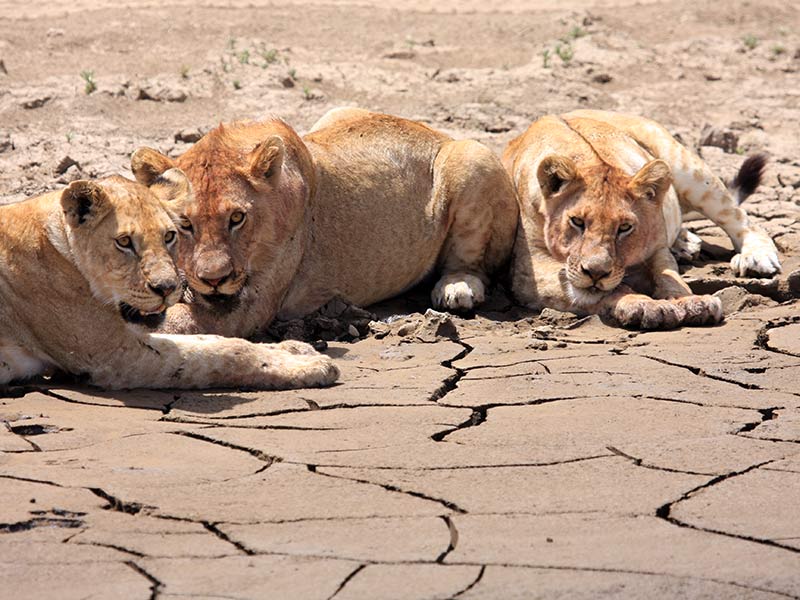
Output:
[
  {"xmin": 671, "ymin": 228, "xmax": 702, "ymax": 262},
  {"xmin": 432, "ymin": 274, "xmax": 485, "ymax": 311}
]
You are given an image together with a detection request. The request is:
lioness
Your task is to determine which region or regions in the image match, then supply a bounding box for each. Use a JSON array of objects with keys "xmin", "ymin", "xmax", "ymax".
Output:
[
  {"xmin": 0, "ymin": 174, "xmax": 337, "ymax": 389},
  {"xmin": 504, "ymin": 110, "xmax": 780, "ymax": 329},
  {"xmin": 131, "ymin": 108, "xmax": 518, "ymax": 337}
]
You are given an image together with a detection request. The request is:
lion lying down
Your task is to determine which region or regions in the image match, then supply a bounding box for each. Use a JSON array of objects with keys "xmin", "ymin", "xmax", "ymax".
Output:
[
  {"xmin": 0, "ymin": 173, "xmax": 337, "ymax": 390},
  {"xmin": 504, "ymin": 110, "xmax": 780, "ymax": 329},
  {"xmin": 131, "ymin": 108, "xmax": 518, "ymax": 338}
]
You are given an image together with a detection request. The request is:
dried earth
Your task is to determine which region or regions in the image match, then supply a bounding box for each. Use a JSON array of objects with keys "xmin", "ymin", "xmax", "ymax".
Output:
[{"xmin": 2, "ymin": 1, "xmax": 800, "ymax": 598}]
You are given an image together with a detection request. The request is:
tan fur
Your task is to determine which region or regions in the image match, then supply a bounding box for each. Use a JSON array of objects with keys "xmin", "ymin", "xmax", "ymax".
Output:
[
  {"xmin": 132, "ymin": 109, "xmax": 518, "ymax": 337},
  {"xmin": 0, "ymin": 175, "xmax": 337, "ymax": 389},
  {"xmin": 505, "ymin": 113, "xmax": 726, "ymax": 329}
]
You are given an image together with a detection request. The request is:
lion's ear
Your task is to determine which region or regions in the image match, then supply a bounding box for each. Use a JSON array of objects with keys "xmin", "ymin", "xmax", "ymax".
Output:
[
  {"xmin": 131, "ymin": 147, "xmax": 176, "ymax": 186},
  {"xmin": 249, "ymin": 135, "xmax": 285, "ymax": 182},
  {"xmin": 61, "ymin": 180, "xmax": 110, "ymax": 228},
  {"xmin": 630, "ymin": 159, "xmax": 672, "ymax": 202},
  {"xmin": 537, "ymin": 155, "xmax": 577, "ymax": 199},
  {"xmin": 148, "ymin": 168, "xmax": 193, "ymax": 213}
]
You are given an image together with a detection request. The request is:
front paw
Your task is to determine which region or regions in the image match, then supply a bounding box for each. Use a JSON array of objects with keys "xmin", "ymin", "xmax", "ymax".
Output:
[
  {"xmin": 432, "ymin": 273, "xmax": 486, "ymax": 312},
  {"xmin": 673, "ymin": 294, "xmax": 723, "ymax": 326},
  {"xmin": 671, "ymin": 228, "xmax": 702, "ymax": 263},
  {"xmin": 276, "ymin": 340, "xmax": 319, "ymax": 356},
  {"xmin": 611, "ymin": 296, "xmax": 686, "ymax": 330},
  {"xmin": 731, "ymin": 232, "xmax": 781, "ymax": 277}
]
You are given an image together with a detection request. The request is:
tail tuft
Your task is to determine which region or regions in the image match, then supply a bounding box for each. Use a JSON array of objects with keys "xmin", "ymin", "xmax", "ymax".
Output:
[{"xmin": 730, "ymin": 152, "xmax": 768, "ymax": 204}]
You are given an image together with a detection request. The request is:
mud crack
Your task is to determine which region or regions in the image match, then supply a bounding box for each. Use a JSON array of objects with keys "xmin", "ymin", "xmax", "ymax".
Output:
[
  {"xmin": 656, "ymin": 459, "xmax": 800, "ymax": 554},
  {"xmin": 736, "ymin": 408, "xmax": 779, "ymax": 434},
  {"xmin": 451, "ymin": 565, "xmax": 486, "ymax": 598},
  {"xmin": 431, "ymin": 408, "xmax": 486, "ymax": 442},
  {"xmin": 607, "ymin": 446, "xmax": 715, "ymax": 476},
  {"xmin": 125, "ymin": 560, "xmax": 163, "ymax": 600},
  {"xmin": 172, "ymin": 430, "xmax": 281, "ymax": 473},
  {"xmin": 429, "ymin": 341, "xmax": 473, "ymax": 402},
  {"xmin": 435, "ymin": 515, "xmax": 459, "ymax": 563},
  {"xmin": 90, "ymin": 487, "xmax": 150, "ymax": 515},
  {"xmin": 327, "ymin": 564, "xmax": 366, "ymax": 600}
]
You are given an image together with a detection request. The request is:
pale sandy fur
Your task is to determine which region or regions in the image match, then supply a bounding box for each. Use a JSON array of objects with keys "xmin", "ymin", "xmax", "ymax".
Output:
[
  {"xmin": 133, "ymin": 109, "xmax": 518, "ymax": 337},
  {"xmin": 504, "ymin": 111, "xmax": 741, "ymax": 330},
  {"xmin": 0, "ymin": 176, "xmax": 338, "ymax": 389}
]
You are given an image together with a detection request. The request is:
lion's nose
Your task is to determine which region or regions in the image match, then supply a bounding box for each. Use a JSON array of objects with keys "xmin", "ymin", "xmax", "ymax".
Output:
[
  {"xmin": 199, "ymin": 273, "xmax": 230, "ymax": 289},
  {"xmin": 581, "ymin": 264, "xmax": 611, "ymax": 282},
  {"xmin": 148, "ymin": 281, "xmax": 178, "ymax": 298}
]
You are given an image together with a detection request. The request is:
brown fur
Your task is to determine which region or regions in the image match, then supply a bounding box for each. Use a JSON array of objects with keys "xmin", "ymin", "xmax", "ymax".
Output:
[
  {"xmin": 505, "ymin": 114, "xmax": 722, "ymax": 329},
  {"xmin": 0, "ymin": 175, "xmax": 337, "ymax": 389},
  {"xmin": 133, "ymin": 108, "xmax": 518, "ymax": 337}
]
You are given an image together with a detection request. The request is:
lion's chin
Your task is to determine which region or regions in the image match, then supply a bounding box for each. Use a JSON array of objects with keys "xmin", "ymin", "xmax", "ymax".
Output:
[
  {"xmin": 199, "ymin": 291, "xmax": 243, "ymax": 314},
  {"xmin": 119, "ymin": 302, "xmax": 167, "ymax": 329},
  {"xmin": 566, "ymin": 283, "xmax": 610, "ymax": 308}
]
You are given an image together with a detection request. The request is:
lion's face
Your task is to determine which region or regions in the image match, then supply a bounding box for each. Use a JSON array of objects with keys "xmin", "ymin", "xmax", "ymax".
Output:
[
  {"xmin": 131, "ymin": 121, "xmax": 312, "ymax": 314},
  {"xmin": 61, "ymin": 173, "xmax": 190, "ymax": 328},
  {"xmin": 537, "ymin": 155, "xmax": 672, "ymax": 306}
]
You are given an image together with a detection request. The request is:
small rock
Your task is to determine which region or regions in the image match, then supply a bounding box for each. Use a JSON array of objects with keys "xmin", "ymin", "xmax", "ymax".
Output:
[
  {"xmin": 704, "ymin": 72, "xmax": 722, "ymax": 81},
  {"xmin": 380, "ymin": 347, "xmax": 413, "ymax": 361},
  {"xmin": 526, "ymin": 340, "xmax": 549, "ymax": 350},
  {"xmin": 787, "ymin": 269, "xmax": 800, "ymax": 297},
  {"xmin": 347, "ymin": 324, "xmax": 360, "ymax": 338},
  {"xmin": 368, "ymin": 321, "xmax": 391, "ymax": 339},
  {"xmin": 0, "ymin": 59, "xmax": 7, "ymax": 76},
  {"xmin": 21, "ymin": 96, "xmax": 52, "ymax": 110},
  {"xmin": 713, "ymin": 285, "xmax": 771, "ymax": 313},
  {"xmin": 174, "ymin": 127, "xmax": 204, "ymax": 144},
  {"xmin": 55, "ymin": 156, "xmax": 79, "ymax": 175},
  {"xmin": 484, "ymin": 122, "xmax": 512, "ymax": 133},
  {"xmin": 592, "ymin": 73, "xmax": 612, "ymax": 84},
  {"xmin": 699, "ymin": 124, "xmax": 739, "ymax": 154},
  {"xmin": 0, "ymin": 133, "xmax": 13, "ymax": 153},
  {"xmin": 56, "ymin": 164, "xmax": 82, "ymax": 184},
  {"xmin": 414, "ymin": 309, "xmax": 458, "ymax": 343},
  {"xmin": 540, "ymin": 308, "xmax": 579, "ymax": 326},
  {"xmin": 383, "ymin": 50, "xmax": 416, "ymax": 60},
  {"xmin": 281, "ymin": 76, "xmax": 295, "ymax": 88},
  {"xmin": 46, "ymin": 28, "xmax": 65, "ymax": 37},
  {"xmin": 396, "ymin": 322, "xmax": 416, "ymax": 337}
]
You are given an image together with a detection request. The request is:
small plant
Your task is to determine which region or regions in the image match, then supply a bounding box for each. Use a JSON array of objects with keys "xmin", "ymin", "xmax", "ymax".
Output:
[
  {"xmin": 288, "ymin": 67, "xmax": 297, "ymax": 80},
  {"xmin": 232, "ymin": 79, "xmax": 241, "ymax": 90},
  {"xmin": 743, "ymin": 34, "xmax": 759, "ymax": 50},
  {"xmin": 542, "ymin": 48, "xmax": 551, "ymax": 69},
  {"xmin": 65, "ymin": 131, "xmax": 74, "ymax": 143},
  {"xmin": 302, "ymin": 85, "xmax": 313, "ymax": 100},
  {"xmin": 180, "ymin": 65, "xmax": 190, "ymax": 79},
  {"xmin": 261, "ymin": 48, "xmax": 278, "ymax": 65},
  {"xmin": 555, "ymin": 42, "xmax": 574, "ymax": 64},
  {"xmin": 227, "ymin": 36, "xmax": 237, "ymax": 50},
  {"xmin": 567, "ymin": 26, "xmax": 586, "ymax": 40},
  {"xmin": 80, "ymin": 70, "xmax": 97, "ymax": 94},
  {"xmin": 237, "ymin": 49, "xmax": 250, "ymax": 64},
  {"xmin": 772, "ymin": 44, "xmax": 786, "ymax": 56}
]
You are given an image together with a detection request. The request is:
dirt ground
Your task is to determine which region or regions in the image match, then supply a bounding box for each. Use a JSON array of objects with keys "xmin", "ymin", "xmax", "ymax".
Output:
[{"xmin": 2, "ymin": 1, "xmax": 800, "ymax": 598}]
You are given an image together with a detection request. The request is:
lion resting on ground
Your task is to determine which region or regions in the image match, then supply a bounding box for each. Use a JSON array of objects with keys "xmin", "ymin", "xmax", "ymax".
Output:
[
  {"xmin": 0, "ymin": 174, "xmax": 337, "ymax": 389},
  {"xmin": 504, "ymin": 110, "xmax": 780, "ymax": 329},
  {"xmin": 131, "ymin": 108, "xmax": 518, "ymax": 338}
]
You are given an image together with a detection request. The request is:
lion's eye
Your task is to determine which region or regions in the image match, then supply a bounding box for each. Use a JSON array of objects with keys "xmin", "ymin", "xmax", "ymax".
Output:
[
  {"xmin": 164, "ymin": 231, "xmax": 177, "ymax": 245},
  {"xmin": 618, "ymin": 223, "xmax": 633, "ymax": 236},
  {"xmin": 230, "ymin": 211, "xmax": 246, "ymax": 229},
  {"xmin": 115, "ymin": 236, "xmax": 133, "ymax": 252},
  {"xmin": 570, "ymin": 216, "xmax": 585, "ymax": 230},
  {"xmin": 178, "ymin": 216, "xmax": 193, "ymax": 233}
]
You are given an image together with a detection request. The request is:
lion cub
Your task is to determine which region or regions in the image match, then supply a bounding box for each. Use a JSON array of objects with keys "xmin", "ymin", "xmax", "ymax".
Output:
[
  {"xmin": 504, "ymin": 110, "xmax": 780, "ymax": 329},
  {"xmin": 131, "ymin": 108, "xmax": 518, "ymax": 338},
  {"xmin": 0, "ymin": 174, "xmax": 337, "ymax": 390}
]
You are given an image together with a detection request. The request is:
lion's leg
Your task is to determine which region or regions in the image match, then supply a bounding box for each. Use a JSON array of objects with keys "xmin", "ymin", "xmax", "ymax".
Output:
[
  {"xmin": 0, "ymin": 342, "xmax": 50, "ymax": 385},
  {"xmin": 88, "ymin": 334, "xmax": 339, "ymax": 390},
  {"xmin": 670, "ymin": 227, "xmax": 703, "ymax": 262},
  {"xmin": 648, "ymin": 247, "xmax": 723, "ymax": 326},
  {"xmin": 431, "ymin": 140, "xmax": 518, "ymax": 312}
]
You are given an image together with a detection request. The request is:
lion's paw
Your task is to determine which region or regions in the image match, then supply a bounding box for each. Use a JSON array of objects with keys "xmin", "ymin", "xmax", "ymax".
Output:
[
  {"xmin": 432, "ymin": 273, "xmax": 485, "ymax": 312},
  {"xmin": 671, "ymin": 228, "xmax": 702, "ymax": 263},
  {"xmin": 674, "ymin": 294, "xmax": 724, "ymax": 326},
  {"xmin": 612, "ymin": 296, "xmax": 686, "ymax": 330},
  {"xmin": 731, "ymin": 231, "xmax": 781, "ymax": 277}
]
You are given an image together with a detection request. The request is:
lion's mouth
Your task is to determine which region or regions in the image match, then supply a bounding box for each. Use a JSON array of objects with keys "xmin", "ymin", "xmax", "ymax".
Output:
[
  {"xmin": 119, "ymin": 302, "xmax": 167, "ymax": 329},
  {"xmin": 199, "ymin": 291, "xmax": 242, "ymax": 314}
]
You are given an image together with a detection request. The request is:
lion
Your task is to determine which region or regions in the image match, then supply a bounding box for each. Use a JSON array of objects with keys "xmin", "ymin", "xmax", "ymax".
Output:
[
  {"xmin": 130, "ymin": 108, "xmax": 518, "ymax": 338},
  {"xmin": 0, "ymin": 173, "xmax": 338, "ymax": 390},
  {"xmin": 504, "ymin": 110, "xmax": 781, "ymax": 329}
]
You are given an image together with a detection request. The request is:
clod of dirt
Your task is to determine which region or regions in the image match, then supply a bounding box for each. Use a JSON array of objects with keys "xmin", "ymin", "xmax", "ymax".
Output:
[
  {"xmin": 280, "ymin": 76, "xmax": 295, "ymax": 88},
  {"xmin": 383, "ymin": 50, "xmax": 416, "ymax": 60},
  {"xmin": 0, "ymin": 59, "xmax": 7, "ymax": 76},
  {"xmin": 539, "ymin": 307, "xmax": 580, "ymax": 327},
  {"xmin": 699, "ymin": 124, "xmax": 739, "ymax": 153},
  {"xmin": 413, "ymin": 309, "xmax": 459, "ymax": 343},
  {"xmin": 713, "ymin": 286, "xmax": 773, "ymax": 313},
  {"xmin": 0, "ymin": 134, "xmax": 13, "ymax": 153},
  {"xmin": 136, "ymin": 85, "xmax": 188, "ymax": 103},
  {"xmin": 174, "ymin": 128, "xmax": 205, "ymax": 143},
  {"xmin": 592, "ymin": 73, "xmax": 612, "ymax": 83},
  {"xmin": 21, "ymin": 95, "xmax": 51, "ymax": 110},
  {"xmin": 265, "ymin": 297, "xmax": 376, "ymax": 342},
  {"xmin": 55, "ymin": 156, "xmax": 79, "ymax": 175},
  {"xmin": 788, "ymin": 269, "xmax": 800, "ymax": 296}
]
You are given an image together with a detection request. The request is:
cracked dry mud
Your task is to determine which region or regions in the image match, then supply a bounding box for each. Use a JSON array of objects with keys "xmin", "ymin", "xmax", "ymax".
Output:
[{"xmin": 2, "ymin": 1, "xmax": 800, "ymax": 598}]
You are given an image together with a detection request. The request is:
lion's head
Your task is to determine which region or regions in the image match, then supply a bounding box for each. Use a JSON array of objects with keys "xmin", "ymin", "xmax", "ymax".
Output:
[
  {"xmin": 60, "ymin": 173, "xmax": 190, "ymax": 328},
  {"xmin": 130, "ymin": 120, "xmax": 314, "ymax": 314},
  {"xmin": 535, "ymin": 155, "xmax": 672, "ymax": 305}
]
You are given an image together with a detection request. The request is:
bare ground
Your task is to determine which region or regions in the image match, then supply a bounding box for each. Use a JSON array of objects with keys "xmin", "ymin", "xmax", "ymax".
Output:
[{"xmin": 2, "ymin": 1, "xmax": 800, "ymax": 598}]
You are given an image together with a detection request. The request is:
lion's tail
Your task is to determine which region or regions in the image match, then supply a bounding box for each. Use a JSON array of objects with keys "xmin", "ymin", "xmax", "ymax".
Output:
[{"xmin": 730, "ymin": 152, "xmax": 768, "ymax": 205}]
